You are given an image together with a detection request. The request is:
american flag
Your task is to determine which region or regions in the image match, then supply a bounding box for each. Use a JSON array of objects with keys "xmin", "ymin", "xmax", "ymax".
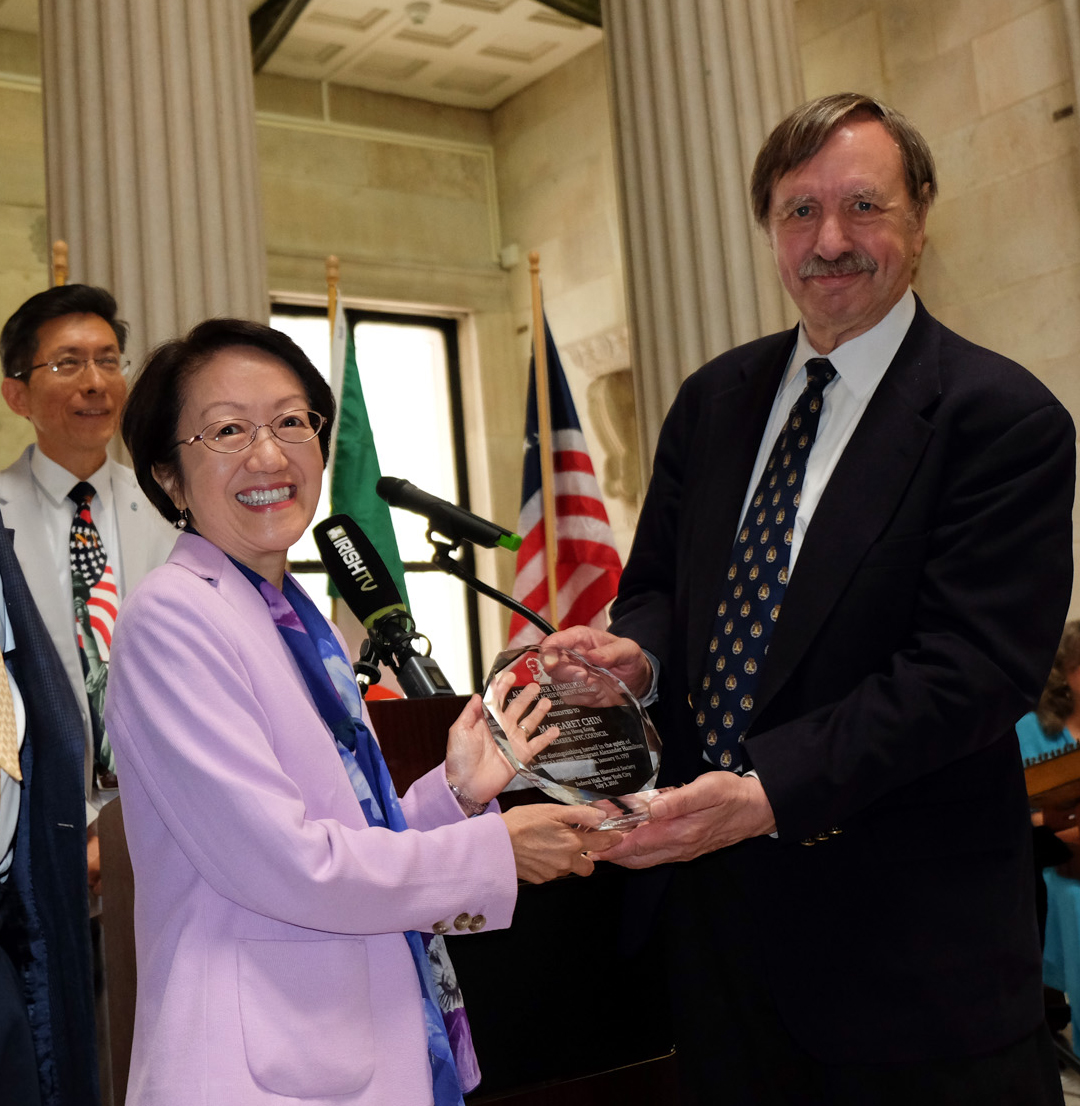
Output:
[{"xmin": 507, "ymin": 315, "xmax": 622, "ymax": 649}]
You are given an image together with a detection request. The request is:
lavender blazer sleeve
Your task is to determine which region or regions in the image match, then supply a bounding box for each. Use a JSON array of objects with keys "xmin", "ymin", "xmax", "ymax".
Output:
[{"xmin": 104, "ymin": 533, "xmax": 517, "ymax": 1106}]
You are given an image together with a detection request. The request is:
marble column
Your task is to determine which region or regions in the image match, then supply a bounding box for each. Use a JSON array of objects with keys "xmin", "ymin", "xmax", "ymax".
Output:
[
  {"xmin": 601, "ymin": 0, "xmax": 802, "ymax": 467},
  {"xmin": 39, "ymin": 0, "xmax": 268, "ymax": 367}
]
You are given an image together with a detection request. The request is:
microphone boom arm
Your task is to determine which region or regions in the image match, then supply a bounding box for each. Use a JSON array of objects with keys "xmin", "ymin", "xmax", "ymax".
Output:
[{"xmin": 427, "ymin": 533, "xmax": 555, "ymax": 637}]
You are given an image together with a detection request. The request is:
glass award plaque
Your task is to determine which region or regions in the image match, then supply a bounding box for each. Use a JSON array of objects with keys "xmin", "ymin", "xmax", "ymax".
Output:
[{"xmin": 482, "ymin": 644, "xmax": 667, "ymax": 829}]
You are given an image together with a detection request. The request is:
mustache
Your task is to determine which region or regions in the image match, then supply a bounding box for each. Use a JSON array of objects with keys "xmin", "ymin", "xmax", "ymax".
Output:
[{"xmin": 798, "ymin": 252, "xmax": 879, "ymax": 279}]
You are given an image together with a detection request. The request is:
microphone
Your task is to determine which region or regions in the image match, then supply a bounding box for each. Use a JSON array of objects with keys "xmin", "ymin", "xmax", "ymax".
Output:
[
  {"xmin": 376, "ymin": 477, "xmax": 522, "ymax": 552},
  {"xmin": 313, "ymin": 514, "xmax": 455, "ymax": 698}
]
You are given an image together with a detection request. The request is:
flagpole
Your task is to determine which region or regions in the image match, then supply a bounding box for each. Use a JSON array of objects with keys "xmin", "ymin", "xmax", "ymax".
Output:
[
  {"xmin": 326, "ymin": 255, "xmax": 340, "ymax": 624},
  {"xmin": 326, "ymin": 253, "xmax": 342, "ymax": 485},
  {"xmin": 52, "ymin": 240, "xmax": 68, "ymax": 287},
  {"xmin": 326, "ymin": 254, "xmax": 339, "ymax": 337},
  {"xmin": 528, "ymin": 250, "xmax": 559, "ymax": 630}
]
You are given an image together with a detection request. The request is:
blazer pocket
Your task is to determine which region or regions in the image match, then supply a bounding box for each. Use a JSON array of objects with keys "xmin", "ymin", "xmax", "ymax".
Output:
[{"xmin": 238, "ymin": 937, "xmax": 375, "ymax": 1098}]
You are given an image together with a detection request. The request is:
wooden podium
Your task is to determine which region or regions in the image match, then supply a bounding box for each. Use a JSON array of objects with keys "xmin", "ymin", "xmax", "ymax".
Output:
[
  {"xmin": 99, "ymin": 696, "xmax": 679, "ymax": 1105},
  {"xmin": 367, "ymin": 696, "xmax": 679, "ymax": 1104}
]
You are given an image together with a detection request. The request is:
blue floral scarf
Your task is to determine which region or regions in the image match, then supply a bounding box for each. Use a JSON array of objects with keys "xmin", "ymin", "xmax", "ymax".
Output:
[{"xmin": 231, "ymin": 559, "xmax": 479, "ymax": 1102}]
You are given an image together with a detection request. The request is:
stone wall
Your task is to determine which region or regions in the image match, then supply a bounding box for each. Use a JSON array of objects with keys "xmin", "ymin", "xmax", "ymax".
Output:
[
  {"xmin": 796, "ymin": 0, "xmax": 1080, "ymax": 607},
  {"xmin": 0, "ymin": 30, "xmax": 47, "ymax": 468},
  {"xmin": 2, "ymin": 5, "xmax": 1077, "ymax": 608},
  {"xmin": 491, "ymin": 42, "xmax": 638, "ymax": 558},
  {"xmin": 256, "ymin": 46, "xmax": 634, "ymax": 648}
]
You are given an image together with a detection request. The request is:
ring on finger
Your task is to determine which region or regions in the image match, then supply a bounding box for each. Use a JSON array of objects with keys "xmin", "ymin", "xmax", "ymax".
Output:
[{"xmin": 517, "ymin": 722, "xmax": 530, "ymax": 736}]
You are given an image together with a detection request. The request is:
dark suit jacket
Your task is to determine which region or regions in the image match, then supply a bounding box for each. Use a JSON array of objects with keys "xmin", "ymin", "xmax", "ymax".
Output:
[
  {"xmin": 1, "ymin": 512, "xmax": 99, "ymax": 1106},
  {"xmin": 610, "ymin": 296, "xmax": 1076, "ymax": 1064}
]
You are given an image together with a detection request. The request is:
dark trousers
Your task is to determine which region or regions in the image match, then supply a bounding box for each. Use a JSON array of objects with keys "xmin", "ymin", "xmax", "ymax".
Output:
[
  {"xmin": 661, "ymin": 854, "xmax": 1064, "ymax": 1106},
  {"xmin": 0, "ymin": 925, "xmax": 41, "ymax": 1105}
]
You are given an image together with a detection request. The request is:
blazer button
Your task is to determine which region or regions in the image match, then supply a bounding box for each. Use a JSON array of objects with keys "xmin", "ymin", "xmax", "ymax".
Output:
[
  {"xmin": 433, "ymin": 920, "xmax": 450, "ymax": 935},
  {"xmin": 453, "ymin": 913, "xmax": 471, "ymax": 932},
  {"xmin": 815, "ymin": 832, "xmax": 830, "ymax": 842},
  {"xmin": 829, "ymin": 826, "xmax": 843, "ymax": 836},
  {"xmin": 800, "ymin": 838, "xmax": 816, "ymax": 847},
  {"xmin": 468, "ymin": 914, "xmax": 487, "ymax": 932}
]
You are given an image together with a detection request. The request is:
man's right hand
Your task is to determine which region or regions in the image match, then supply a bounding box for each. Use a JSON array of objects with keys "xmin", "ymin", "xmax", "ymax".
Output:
[{"xmin": 540, "ymin": 627, "xmax": 653, "ymax": 699}]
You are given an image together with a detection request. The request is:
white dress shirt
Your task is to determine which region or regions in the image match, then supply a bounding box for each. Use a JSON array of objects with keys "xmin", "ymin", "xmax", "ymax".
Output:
[
  {"xmin": 640, "ymin": 291, "xmax": 918, "ymax": 758},
  {"xmin": 738, "ymin": 289, "xmax": 916, "ymax": 574},
  {"xmin": 29, "ymin": 446, "xmax": 124, "ymax": 599}
]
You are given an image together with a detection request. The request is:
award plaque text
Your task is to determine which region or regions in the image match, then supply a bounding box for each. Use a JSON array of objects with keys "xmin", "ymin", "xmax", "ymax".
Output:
[{"xmin": 482, "ymin": 644, "xmax": 667, "ymax": 829}]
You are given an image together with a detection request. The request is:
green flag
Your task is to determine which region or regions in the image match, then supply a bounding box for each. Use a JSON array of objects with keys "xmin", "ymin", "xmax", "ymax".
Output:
[{"xmin": 329, "ymin": 304, "xmax": 410, "ymax": 606}]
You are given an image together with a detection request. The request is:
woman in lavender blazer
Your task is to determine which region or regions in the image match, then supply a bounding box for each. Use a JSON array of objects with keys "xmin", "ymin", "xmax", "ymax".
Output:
[{"xmin": 105, "ymin": 319, "xmax": 617, "ymax": 1105}]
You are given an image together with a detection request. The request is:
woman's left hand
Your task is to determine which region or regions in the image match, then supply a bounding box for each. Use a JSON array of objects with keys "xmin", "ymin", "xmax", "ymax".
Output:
[{"xmin": 445, "ymin": 676, "xmax": 560, "ymax": 806}]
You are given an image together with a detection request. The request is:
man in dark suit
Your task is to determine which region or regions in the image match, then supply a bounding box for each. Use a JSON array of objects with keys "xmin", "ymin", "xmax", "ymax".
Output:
[
  {"xmin": 549, "ymin": 93, "xmax": 1074, "ymax": 1104},
  {"xmin": 0, "ymin": 508, "xmax": 99, "ymax": 1105}
]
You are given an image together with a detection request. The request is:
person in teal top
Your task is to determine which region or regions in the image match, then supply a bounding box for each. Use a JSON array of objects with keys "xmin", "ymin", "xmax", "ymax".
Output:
[
  {"xmin": 1017, "ymin": 619, "xmax": 1080, "ymax": 1051},
  {"xmin": 1017, "ymin": 711, "xmax": 1077, "ymax": 762},
  {"xmin": 1017, "ymin": 620, "xmax": 1080, "ymax": 763}
]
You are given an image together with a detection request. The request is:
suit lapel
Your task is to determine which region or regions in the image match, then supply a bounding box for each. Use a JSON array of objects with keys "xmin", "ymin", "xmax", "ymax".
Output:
[
  {"xmin": 1, "ymin": 522, "xmax": 86, "ymax": 784},
  {"xmin": 114, "ymin": 462, "xmax": 149, "ymax": 583},
  {"xmin": 0, "ymin": 451, "xmax": 80, "ymax": 691},
  {"xmin": 753, "ymin": 304, "xmax": 943, "ymax": 715},
  {"xmin": 168, "ymin": 533, "xmax": 307, "ymax": 681}
]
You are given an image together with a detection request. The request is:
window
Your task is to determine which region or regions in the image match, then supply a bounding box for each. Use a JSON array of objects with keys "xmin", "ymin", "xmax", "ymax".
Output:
[{"xmin": 271, "ymin": 304, "xmax": 482, "ymax": 694}]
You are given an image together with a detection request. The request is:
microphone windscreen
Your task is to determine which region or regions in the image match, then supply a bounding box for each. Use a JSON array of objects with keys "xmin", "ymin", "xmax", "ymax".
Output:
[
  {"xmin": 313, "ymin": 514, "xmax": 408, "ymax": 630},
  {"xmin": 376, "ymin": 475, "xmax": 522, "ymax": 551},
  {"xmin": 375, "ymin": 476, "xmax": 409, "ymax": 506}
]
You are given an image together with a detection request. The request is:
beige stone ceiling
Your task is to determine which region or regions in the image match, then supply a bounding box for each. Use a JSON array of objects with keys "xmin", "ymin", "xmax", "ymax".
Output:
[
  {"xmin": 0, "ymin": 0, "xmax": 602, "ymax": 111},
  {"xmin": 263, "ymin": 0, "xmax": 602, "ymax": 109}
]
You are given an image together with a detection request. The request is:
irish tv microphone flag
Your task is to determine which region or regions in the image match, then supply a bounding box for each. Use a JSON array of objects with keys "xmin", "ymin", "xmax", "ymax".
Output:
[{"xmin": 506, "ymin": 315, "xmax": 622, "ymax": 649}]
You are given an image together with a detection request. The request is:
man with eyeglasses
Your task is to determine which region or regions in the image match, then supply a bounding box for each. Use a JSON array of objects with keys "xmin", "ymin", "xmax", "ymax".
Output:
[
  {"xmin": 0, "ymin": 285, "xmax": 175, "ymax": 1101},
  {"xmin": 0, "ymin": 285, "xmax": 174, "ymax": 901}
]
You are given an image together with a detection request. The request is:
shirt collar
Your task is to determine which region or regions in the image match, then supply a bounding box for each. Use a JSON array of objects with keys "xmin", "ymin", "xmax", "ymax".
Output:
[
  {"xmin": 788, "ymin": 288, "xmax": 916, "ymax": 398},
  {"xmin": 29, "ymin": 443, "xmax": 113, "ymax": 512}
]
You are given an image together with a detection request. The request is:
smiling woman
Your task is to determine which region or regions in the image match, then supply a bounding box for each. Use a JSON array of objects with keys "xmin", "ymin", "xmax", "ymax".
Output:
[
  {"xmin": 161, "ymin": 346, "xmax": 327, "ymax": 588},
  {"xmin": 106, "ymin": 319, "xmax": 619, "ymax": 1104},
  {"xmin": 120, "ymin": 319, "xmax": 335, "ymax": 540}
]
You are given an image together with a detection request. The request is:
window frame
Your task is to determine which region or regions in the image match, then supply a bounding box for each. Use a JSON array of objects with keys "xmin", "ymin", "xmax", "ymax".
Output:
[{"xmin": 273, "ymin": 301, "xmax": 484, "ymax": 694}]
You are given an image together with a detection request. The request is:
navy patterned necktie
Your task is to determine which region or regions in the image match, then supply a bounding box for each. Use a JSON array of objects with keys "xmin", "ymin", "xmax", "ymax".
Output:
[
  {"xmin": 68, "ymin": 481, "xmax": 117, "ymax": 777},
  {"xmin": 695, "ymin": 357, "xmax": 837, "ymax": 771}
]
